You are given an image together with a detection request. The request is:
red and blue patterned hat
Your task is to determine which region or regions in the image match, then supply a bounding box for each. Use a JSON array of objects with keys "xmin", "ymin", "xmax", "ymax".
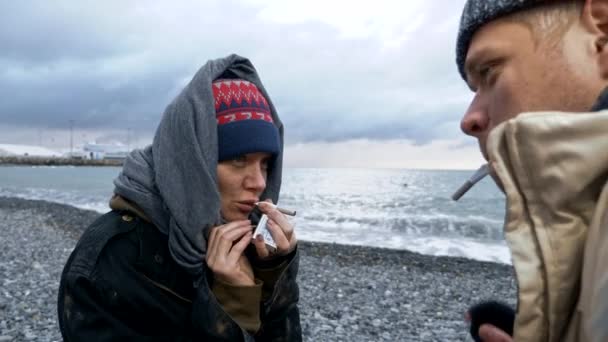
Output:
[{"xmin": 212, "ymin": 79, "xmax": 280, "ymax": 161}]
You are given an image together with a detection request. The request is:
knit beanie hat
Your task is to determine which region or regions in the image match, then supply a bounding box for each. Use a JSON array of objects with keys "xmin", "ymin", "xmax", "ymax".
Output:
[
  {"xmin": 212, "ymin": 79, "xmax": 281, "ymax": 161},
  {"xmin": 456, "ymin": 0, "xmax": 545, "ymax": 81}
]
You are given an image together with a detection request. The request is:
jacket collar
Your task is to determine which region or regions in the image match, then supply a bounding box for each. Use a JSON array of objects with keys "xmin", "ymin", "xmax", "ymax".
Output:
[
  {"xmin": 109, "ymin": 194, "xmax": 152, "ymax": 222},
  {"xmin": 486, "ymin": 109, "xmax": 608, "ymax": 340}
]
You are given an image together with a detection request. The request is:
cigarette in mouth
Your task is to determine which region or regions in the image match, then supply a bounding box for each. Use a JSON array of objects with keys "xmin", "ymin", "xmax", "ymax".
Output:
[
  {"xmin": 451, "ymin": 164, "xmax": 490, "ymax": 201},
  {"xmin": 254, "ymin": 202, "xmax": 297, "ymax": 216}
]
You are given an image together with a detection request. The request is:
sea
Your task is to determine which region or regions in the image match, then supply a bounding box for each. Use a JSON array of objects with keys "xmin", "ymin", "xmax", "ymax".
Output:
[{"xmin": 0, "ymin": 166, "xmax": 510, "ymax": 264}]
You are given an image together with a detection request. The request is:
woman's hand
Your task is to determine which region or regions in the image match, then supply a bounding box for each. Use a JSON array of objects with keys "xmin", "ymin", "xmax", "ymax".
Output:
[
  {"xmin": 252, "ymin": 200, "xmax": 297, "ymax": 260},
  {"xmin": 206, "ymin": 220, "xmax": 255, "ymax": 286}
]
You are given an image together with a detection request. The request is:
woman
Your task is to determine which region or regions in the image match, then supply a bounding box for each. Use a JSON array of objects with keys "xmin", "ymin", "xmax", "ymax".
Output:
[{"xmin": 58, "ymin": 55, "xmax": 301, "ymax": 341}]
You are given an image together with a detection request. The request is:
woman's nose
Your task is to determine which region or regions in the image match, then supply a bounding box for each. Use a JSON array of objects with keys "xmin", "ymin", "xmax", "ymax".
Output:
[{"xmin": 244, "ymin": 165, "xmax": 266, "ymax": 192}]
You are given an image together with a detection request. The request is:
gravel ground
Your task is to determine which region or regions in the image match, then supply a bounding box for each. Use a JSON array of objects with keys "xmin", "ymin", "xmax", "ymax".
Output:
[
  {"xmin": 0, "ymin": 198, "xmax": 96, "ymax": 342},
  {"xmin": 297, "ymin": 243, "xmax": 517, "ymax": 341},
  {"xmin": 0, "ymin": 196, "xmax": 517, "ymax": 341}
]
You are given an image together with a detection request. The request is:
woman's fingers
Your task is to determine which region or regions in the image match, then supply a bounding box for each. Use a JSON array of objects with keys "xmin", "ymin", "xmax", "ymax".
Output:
[
  {"xmin": 212, "ymin": 221, "xmax": 250, "ymax": 244},
  {"xmin": 209, "ymin": 221, "xmax": 247, "ymax": 250},
  {"xmin": 215, "ymin": 226, "xmax": 252, "ymax": 258},
  {"xmin": 207, "ymin": 220, "xmax": 251, "ymax": 262},
  {"xmin": 227, "ymin": 231, "xmax": 253, "ymax": 264},
  {"xmin": 258, "ymin": 202, "xmax": 293, "ymax": 239},
  {"xmin": 267, "ymin": 220, "xmax": 289, "ymax": 250},
  {"xmin": 267, "ymin": 219, "xmax": 298, "ymax": 255},
  {"xmin": 249, "ymin": 200, "xmax": 298, "ymax": 258},
  {"xmin": 253, "ymin": 234, "xmax": 270, "ymax": 259},
  {"xmin": 205, "ymin": 220, "xmax": 256, "ymax": 286}
]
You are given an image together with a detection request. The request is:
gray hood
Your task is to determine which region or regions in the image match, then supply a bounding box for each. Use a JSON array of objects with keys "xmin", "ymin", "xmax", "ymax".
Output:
[{"xmin": 113, "ymin": 54, "xmax": 284, "ymax": 276}]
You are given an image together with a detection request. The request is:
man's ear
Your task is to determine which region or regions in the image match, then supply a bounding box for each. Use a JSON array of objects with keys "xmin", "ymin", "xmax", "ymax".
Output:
[{"xmin": 583, "ymin": 0, "xmax": 608, "ymax": 78}]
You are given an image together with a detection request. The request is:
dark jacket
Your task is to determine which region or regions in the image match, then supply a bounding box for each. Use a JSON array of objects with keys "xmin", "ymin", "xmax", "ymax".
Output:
[{"xmin": 58, "ymin": 210, "xmax": 301, "ymax": 341}]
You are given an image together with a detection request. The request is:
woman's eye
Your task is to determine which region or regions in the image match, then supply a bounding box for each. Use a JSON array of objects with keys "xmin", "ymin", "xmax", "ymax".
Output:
[
  {"xmin": 231, "ymin": 156, "xmax": 247, "ymax": 167},
  {"xmin": 261, "ymin": 160, "xmax": 269, "ymax": 171}
]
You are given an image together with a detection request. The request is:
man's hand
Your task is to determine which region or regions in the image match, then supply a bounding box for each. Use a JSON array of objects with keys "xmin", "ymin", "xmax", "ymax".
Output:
[
  {"xmin": 252, "ymin": 200, "xmax": 297, "ymax": 260},
  {"xmin": 466, "ymin": 300, "xmax": 515, "ymax": 342},
  {"xmin": 206, "ymin": 220, "xmax": 255, "ymax": 286},
  {"xmin": 478, "ymin": 324, "xmax": 513, "ymax": 342}
]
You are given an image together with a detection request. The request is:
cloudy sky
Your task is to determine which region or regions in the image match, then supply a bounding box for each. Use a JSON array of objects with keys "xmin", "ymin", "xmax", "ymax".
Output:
[{"xmin": 0, "ymin": 0, "xmax": 483, "ymax": 169}]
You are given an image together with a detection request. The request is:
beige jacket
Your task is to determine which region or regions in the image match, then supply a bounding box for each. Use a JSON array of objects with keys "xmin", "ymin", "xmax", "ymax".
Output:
[{"xmin": 487, "ymin": 111, "xmax": 608, "ymax": 341}]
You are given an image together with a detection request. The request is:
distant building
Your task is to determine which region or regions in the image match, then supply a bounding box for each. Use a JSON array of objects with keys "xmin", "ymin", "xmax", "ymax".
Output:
[
  {"xmin": 82, "ymin": 143, "xmax": 130, "ymax": 161},
  {"xmin": 0, "ymin": 144, "xmax": 61, "ymax": 157},
  {"xmin": 64, "ymin": 150, "xmax": 88, "ymax": 159}
]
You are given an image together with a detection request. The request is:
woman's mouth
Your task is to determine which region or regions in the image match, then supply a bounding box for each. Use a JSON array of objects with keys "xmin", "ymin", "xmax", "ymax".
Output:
[{"xmin": 235, "ymin": 201, "xmax": 255, "ymax": 214}]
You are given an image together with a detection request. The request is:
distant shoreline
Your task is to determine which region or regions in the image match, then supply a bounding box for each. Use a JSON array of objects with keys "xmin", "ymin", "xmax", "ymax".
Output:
[{"xmin": 0, "ymin": 156, "xmax": 123, "ymax": 167}]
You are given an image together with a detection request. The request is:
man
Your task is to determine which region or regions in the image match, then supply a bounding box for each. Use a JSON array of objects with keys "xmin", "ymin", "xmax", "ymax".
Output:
[{"xmin": 456, "ymin": 0, "xmax": 608, "ymax": 341}]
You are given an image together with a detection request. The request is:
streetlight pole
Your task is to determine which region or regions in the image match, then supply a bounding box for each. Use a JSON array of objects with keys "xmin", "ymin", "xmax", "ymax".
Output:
[
  {"xmin": 127, "ymin": 127, "xmax": 131, "ymax": 151},
  {"xmin": 69, "ymin": 120, "xmax": 74, "ymax": 157}
]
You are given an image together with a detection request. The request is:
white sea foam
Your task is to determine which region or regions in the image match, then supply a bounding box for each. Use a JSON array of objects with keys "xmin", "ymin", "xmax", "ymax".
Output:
[
  {"xmin": 0, "ymin": 166, "xmax": 510, "ymax": 264},
  {"xmin": 297, "ymin": 228, "xmax": 511, "ymax": 264},
  {"xmin": 0, "ymin": 187, "xmax": 109, "ymax": 214}
]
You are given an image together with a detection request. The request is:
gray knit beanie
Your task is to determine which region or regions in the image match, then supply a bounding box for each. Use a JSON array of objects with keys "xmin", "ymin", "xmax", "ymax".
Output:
[{"xmin": 456, "ymin": 0, "xmax": 545, "ymax": 81}]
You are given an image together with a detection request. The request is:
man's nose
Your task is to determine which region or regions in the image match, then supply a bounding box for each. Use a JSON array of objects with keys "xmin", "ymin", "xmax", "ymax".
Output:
[{"xmin": 460, "ymin": 95, "xmax": 489, "ymax": 137}]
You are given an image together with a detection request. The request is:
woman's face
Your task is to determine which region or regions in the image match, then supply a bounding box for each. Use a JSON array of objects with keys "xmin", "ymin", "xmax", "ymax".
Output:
[{"xmin": 217, "ymin": 152, "xmax": 272, "ymax": 222}]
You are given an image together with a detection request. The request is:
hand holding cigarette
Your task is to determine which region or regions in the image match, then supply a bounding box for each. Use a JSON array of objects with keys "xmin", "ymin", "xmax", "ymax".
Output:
[{"xmin": 251, "ymin": 200, "xmax": 297, "ymax": 259}]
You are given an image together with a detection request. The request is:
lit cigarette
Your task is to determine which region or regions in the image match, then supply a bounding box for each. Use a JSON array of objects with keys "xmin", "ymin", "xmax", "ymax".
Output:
[
  {"xmin": 254, "ymin": 202, "xmax": 297, "ymax": 216},
  {"xmin": 451, "ymin": 164, "xmax": 490, "ymax": 201}
]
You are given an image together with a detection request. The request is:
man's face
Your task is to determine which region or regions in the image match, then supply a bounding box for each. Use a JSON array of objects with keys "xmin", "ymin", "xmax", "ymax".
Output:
[
  {"xmin": 217, "ymin": 152, "xmax": 271, "ymax": 222},
  {"xmin": 461, "ymin": 15, "xmax": 602, "ymax": 161}
]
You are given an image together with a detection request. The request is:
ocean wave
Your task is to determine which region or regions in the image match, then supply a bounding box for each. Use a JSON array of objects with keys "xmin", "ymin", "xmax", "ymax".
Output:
[
  {"xmin": 296, "ymin": 229, "xmax": 511, "ymax": 264},
  {"xmin": 0, "ymin": 187, "xmax": 109, "ymax": 213},
  {"xmin": 0, "ymin": 165, "xmax": 509, "ymax": 265},
  {"xmin": 296, "ymin": 212, "xmax": 504, "ymax": 242}
]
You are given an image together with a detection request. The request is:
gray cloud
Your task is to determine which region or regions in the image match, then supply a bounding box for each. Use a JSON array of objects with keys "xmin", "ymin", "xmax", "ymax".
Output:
[{"xmin": 0, "ymin": 0, "xmax": 472, "ymax": 147}]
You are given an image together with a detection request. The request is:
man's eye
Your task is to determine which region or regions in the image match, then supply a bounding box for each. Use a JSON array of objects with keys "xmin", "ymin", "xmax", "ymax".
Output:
[
  {"xmin": 479, "ymin": 65, "xmax": 493, "ymax": 82},
  {"xmin": 478, "ymin": 61, "xmax": 501, "ymax": 87}
]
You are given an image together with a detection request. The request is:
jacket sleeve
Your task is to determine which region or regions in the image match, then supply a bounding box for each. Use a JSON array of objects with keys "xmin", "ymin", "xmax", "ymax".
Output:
[
  {"xmin": 59, "ymin": 270, "xmax": 193, "ymax": 342},
  {"xmin": 255, "ymin": 248, "xmax": 302, "ymax": 342},
  {"xmin": 211, "ymin": 278, "xmax": 263, "ymax": 333},
  {"xmin": 253, "ymin": 260, "xmax": 288, "ymax": 301}
]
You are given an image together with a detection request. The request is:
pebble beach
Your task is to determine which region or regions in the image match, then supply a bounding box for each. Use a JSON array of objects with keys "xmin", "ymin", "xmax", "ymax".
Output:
[{"xmin": 0, "ymin": 196, "xmax": 517, "ymax": 341}]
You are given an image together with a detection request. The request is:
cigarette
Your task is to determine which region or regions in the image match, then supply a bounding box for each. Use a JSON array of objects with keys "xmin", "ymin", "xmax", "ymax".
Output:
[
  {"xmin": 254, "ymin": 202, "xmax": 297, "ymax": 216},
  {"xmin": 451, "ymin": 164, "xmax": 490, "ymax": 201}
]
